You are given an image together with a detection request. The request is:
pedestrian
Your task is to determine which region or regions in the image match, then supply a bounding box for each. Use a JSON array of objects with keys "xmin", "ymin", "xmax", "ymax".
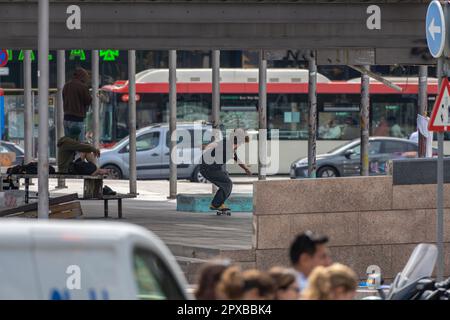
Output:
[
  {"xmin": 269, "ymin": 267, "xmax": 300, "ymax": 300},
  {"xmin": 301, "ymin": 263, "xmax": 358, "ymax": 300},
  {"xmin": 216, "ymin": 266, "xmax": 276, "ymax": 300},
  {"xmin": 57, "ymin": 126, "xmax": 109, "ymax": 176},
  {"xmin": 195, "ymin": 260, "xmax": 231, "ymax": 300},
  {"xmin": 289, "ymin": 230, "xmax": 332, "ymax": 292},
  {"xmin": 200, "ymin": 129, "xmax": 251, "ymax": 212},
  {"xmin": 63, "ymin": 67, "xmax": 92, "ymax": 142}
]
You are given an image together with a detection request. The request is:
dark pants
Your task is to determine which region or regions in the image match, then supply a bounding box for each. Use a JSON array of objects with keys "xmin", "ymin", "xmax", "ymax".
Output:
[{"xmin": 200, "ymin": 165, "xmax": 233, "ymax": 207}]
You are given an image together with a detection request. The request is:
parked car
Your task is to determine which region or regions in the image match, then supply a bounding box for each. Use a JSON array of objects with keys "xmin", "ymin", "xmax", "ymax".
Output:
[
  {"xmin": 98, "ymin": 122, "xmax": 212, "ymax": 182},
  {"xmin": 0, "ymin": 220, "xmax": 191, "ymax": 300},
  {"xmin": 0, "ymin": 140, "xmax": 24, "ymax": 166},
  {"xmin": 290, "ymin": 137, "xmax": 438, "ymax": 178}
]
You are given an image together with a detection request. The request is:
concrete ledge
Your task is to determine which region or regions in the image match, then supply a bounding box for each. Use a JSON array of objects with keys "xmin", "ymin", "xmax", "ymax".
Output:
[
  {"xmin": 393, "ymin": 158, "xmax": 450, "ymax": 185},
  {"xmin": 177, "ymin": 193, "xmax": 252, "ymax": 212},
  {"xmin": 254, "ymin": 176, "xmax": 393, "ymax": 215}
]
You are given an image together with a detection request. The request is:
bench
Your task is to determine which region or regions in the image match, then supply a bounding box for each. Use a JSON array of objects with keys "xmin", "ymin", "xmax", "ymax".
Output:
[{"xmin": 1, "ymin": 174, "xmax": 137, "ymax": 219}]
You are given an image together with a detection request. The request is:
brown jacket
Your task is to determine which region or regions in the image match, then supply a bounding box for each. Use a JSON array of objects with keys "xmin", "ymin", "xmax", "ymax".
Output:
[
  {"xmin": 57, "ymin": 137, "xmax": 98, "ymax": 173},
  {"xmin": 63, "ymin": 69, "xmax": 92, "ymax": 119}
]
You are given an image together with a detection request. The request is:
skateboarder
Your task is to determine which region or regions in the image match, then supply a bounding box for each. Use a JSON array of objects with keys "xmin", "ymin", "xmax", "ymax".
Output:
[{"xmin": 200, "ymin": 129, "xmax": 251, "ymax": 212}]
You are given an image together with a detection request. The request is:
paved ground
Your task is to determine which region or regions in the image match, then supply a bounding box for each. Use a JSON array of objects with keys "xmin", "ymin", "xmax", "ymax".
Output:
[{"xmin": 28, "ymin": 178, "xmax": 265, "ymax": 250}]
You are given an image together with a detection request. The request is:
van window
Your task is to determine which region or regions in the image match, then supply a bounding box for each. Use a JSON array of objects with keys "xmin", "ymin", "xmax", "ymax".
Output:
[
  {"xmin": 133, "ymin": 248, "xmax": 185, "ymax": 300},
  {"xmin": 165, "ymin": 129, "xmax": 210, "ymax": 149}
]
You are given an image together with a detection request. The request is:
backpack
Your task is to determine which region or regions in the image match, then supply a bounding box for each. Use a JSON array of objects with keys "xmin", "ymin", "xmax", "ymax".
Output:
[{"xmin": 6, "ymin": 162, "xmax": 56, "ymax": 175}]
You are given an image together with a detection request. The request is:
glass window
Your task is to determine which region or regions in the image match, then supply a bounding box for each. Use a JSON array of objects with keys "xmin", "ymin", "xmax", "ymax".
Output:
[
  {"xmin": 371, "ymin": 95, "xmax": 417, "ymax": 139},
  {"xmin": 220, "ymin": 94, "xmax": 258, "ymax": 132},
  {"xmin": 318, "ymin": 95, "xmax": 360, "ymax": 140},
  {"xmin": 136, "ymin": 132, "xmax": 160, "ymax": 152},
  {"xmin": 352, "ymin": 141, "xmax": 382, "ymax": 156},
  {"xmin": 165, "ymin": 129, "xmax": 209, "ymax": 149},
  {"xmin": 133, "ymin": 248, "xmax": 184, "ymax": 300},
  {"xmin": 382, "ymin": 140, "xmax": 410, "ymax": 155},
  {"xmin": 268, "ymin": 94, "xmax": 308, "ymax": 140}
]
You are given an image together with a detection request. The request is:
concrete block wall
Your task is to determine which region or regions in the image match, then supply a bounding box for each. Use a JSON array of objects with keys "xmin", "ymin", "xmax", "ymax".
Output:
[{"xmin": 251, "ymin": 176, "xmax": 450, "ymax": 281}]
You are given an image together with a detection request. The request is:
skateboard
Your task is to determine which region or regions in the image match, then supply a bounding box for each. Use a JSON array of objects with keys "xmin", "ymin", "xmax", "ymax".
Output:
[{"xmin": 216, "ymin": 208, "xmax": 231, "ymax": 216}]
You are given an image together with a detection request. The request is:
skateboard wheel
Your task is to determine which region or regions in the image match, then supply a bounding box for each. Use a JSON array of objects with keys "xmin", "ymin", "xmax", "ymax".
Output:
[
  {"xmin": 216, "ymin": 211, "xmax": 221, "ymax": 216},
  {"xmin": 226, "ymin": 212, "xmax": 231, "ymax": 216}
]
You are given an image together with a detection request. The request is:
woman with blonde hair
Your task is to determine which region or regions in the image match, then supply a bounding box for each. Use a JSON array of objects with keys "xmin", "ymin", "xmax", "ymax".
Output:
[
  {"xmin": 269, "ymin": 267, "xmax": 300, "ymax": 300},
  {"xmin": 302, "ymin": 263, "xmax": 358, "ymax": 300},
  {"xmin": 216, "ymin": 266, "xmax": 276, "ymax": 300}
]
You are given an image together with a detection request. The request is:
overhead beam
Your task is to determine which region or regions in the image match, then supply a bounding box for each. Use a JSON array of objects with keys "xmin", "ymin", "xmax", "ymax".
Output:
[{"xmin": 0, "ymin": 2, "xmax": 428, "ymax": 59}]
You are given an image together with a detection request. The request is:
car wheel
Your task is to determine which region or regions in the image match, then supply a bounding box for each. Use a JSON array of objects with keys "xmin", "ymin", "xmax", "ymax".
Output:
[
  {"xmin": 102, "ymin": 164, "xmax": 123, "ymax": 179},
  {"xmin": 191, "ymin": 166, "xmax": 208, "ymax": 183},
  {"xmin": 317, "ymin": 166, "xmax": 339, "ymax": 178}
]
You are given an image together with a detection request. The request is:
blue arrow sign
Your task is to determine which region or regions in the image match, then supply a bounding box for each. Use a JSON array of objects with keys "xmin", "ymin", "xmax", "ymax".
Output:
[{"xmin": 426, "ymin": 1, "xmax": 446, "ymax": 58}]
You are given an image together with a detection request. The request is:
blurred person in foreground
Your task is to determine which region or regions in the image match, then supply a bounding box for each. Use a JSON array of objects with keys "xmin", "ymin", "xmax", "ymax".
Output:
[
  {"xmin": 216, "ymin": 266, "xmax": 276, "ymax": 300},
  {"xmin": 289, "ymin": 231, "xmax": 332, "ymax": 292},
  {"xmin": 195, "ymin": 260, "xmax": 231, "ymax": 300},
  {"xmin": 301, "ymin": 263, "xmax": 358, "ymax": 300},
  {"xmin": 269, "ymin": 267, "xmax": 300, "ymax": 300}
]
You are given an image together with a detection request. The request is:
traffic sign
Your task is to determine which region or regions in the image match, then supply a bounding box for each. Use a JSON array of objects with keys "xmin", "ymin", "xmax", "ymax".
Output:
[
  {"xmin": 429, "ymin": 78, "xmax": 450, "ymax": 132},
  {"xmin": 426, "ymin": 1, "xmax": 446, "ymax": 58},
  {"xmin": 0, "ymin": 49, "xmax": 8, "ymax": 67}
]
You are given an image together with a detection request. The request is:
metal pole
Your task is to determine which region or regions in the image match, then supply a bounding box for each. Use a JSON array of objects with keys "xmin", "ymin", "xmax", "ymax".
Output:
[
  {"xmin": 92, "ymin": 50, "xmax": 100, "ymax": 149},
  {"xmin": 436, "ymin": 57, "xmax": 444, "ymax": 282},
  {"xmin": 168, "ymin": 50, "xmax": 177, "ymax": 199},
  {"xmin": 212, "ymin": 50, "xmax": 220, "ymax": 193},
  {"xmin": 258, "ymin": 50, "xmax": 267, "ymax": 180},
  {"xmin": 56, "ymin": 50, "xmax": 67, "ymax": 188},
  {"xmin": 418, "ymin": 66, "xmax": 428, "ymax": 158},
  {"xmin": 38, "ymin": 0, "xmax": 49, "ymax": 219},
  {"xmin": 24, "ymin": 50, "xmax": 32, "ymax": 164},
  {"xmin": 360, "ymin": 65, "xmax": 370, "ymax": 176},
  {"xmin": 128, "ymin": 50, "xmax": 137, "ymax": 195},
  {"xmin": 307, "ymin": 51, "xmax": 317, "ymax": 178}
]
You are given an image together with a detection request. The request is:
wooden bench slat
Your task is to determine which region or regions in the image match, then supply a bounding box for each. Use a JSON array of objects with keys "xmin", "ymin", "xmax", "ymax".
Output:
[{"xmin": 2, "ymin": 174, "xmax": 104, "ymax": 180}]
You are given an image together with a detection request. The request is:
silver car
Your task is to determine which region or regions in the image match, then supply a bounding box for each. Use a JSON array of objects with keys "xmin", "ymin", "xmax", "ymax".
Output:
[
  {"xmin": 98, "ymin": 123, "xmax": 212, "ymax": 182},
  {"xmin": 290, "ymin": 137, "xmax": 437, "ymax": 179}
]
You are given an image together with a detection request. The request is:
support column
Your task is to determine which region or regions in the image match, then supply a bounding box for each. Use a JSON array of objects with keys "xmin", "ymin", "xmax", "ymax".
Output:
[
  {"xmin": 37, "ymin": 0, "xmax": 49, "ymax": 219},
  {"xmin": 418, "ymin": 66, "xmax": 428, "ymax": 158},
  {"xmin": 128, "ymin": 50, "xmax": 137, "ymax": 195},
  {"xmin": 24, "ymin": 50, "xmax": 33, "ymax": 165},
  {"xmin": 92, "ymin": 50, "xmax": 100, "ymax": 149},
  {"xmin": 360, "ymin": 65, "xmax": 370, "ymax": 176},
  {"xmin": 307, "ymin": 51, "xmax": 317, "ymax": 178},
  {"xmin": 56, "ymin": 50, "xmax": 66, "ymax": 188},
  {"xmin": 258, "ymin": 50, "xmax": 267, "ymax": 180},
  {"xmin": 212, "ymin": 50, "xmax": 220, "ymax": 193},
  {"xmin": 168, "ymin": 50, "xmax": 177, "ymax": 199}
]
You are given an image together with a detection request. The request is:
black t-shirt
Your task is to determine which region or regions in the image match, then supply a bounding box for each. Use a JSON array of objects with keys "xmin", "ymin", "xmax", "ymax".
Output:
[{"xmin": 201, "ymin": 139, "xmax": 237, "ymax": 170}]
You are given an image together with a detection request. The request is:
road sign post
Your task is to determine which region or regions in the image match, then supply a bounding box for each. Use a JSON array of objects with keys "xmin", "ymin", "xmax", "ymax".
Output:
[
  {"xmin": 428, "ymin": 65, "xmax": 450, "ymax": 282},
  {"xmin": 426, "ymin": 0, "xmax": 447, "ymax": 282}
]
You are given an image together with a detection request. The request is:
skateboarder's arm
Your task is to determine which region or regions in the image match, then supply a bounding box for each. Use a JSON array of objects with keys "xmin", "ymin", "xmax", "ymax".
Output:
[
  {"xmin": 203, "ymin": 142, "xmax": 218, "ymax": 151},
  {"xmin": 235, "ymin": 154, "xmax": 252, "ymax": 175}
]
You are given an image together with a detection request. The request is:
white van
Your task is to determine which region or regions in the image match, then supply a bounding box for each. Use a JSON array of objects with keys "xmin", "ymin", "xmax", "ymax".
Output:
[{"xmin": 0, "ymin": 220, "xmax": 192, "ymax": 300}]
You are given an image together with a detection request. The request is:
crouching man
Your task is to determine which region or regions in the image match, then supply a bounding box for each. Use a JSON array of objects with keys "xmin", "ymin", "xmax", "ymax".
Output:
[{"xmin": 57, "ymin": 126, "xmax": 109, "ymax": 176}]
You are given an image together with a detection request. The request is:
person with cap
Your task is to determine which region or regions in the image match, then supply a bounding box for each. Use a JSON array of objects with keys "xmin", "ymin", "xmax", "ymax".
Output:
[
  {"xmin": 289, "ymin": 230, "xmax": 333, "ymax": 292},
  {"xmin": 63, "ymin": 67, "xmax": 92, "ymax": 142},
  {"xmin": 57, "ymin": 126, "xmax": 109, "ymax": 176}
]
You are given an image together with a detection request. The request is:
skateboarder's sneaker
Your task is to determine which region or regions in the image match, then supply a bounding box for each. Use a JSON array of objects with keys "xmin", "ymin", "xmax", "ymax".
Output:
[{"xmin": 209, "ymin": 203, "xmax": 230, "ymax": 211}]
